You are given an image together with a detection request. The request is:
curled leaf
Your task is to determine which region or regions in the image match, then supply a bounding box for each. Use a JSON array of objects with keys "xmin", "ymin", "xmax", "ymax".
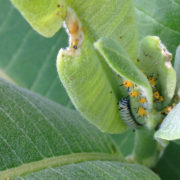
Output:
[
  {"xmin": 174, "ymin": 45, "xmax": 180, "ymax": 99},
  {"xmin": 155, "ymin": 102, "xmax": 180, "ymax": 141},
  {"xmin": 137, "ymin": 36, "xmax": 176, "ymax": 108},
  {"xmin": 10, "ymin": 0, "xmax": 67, "ymax": 37}
]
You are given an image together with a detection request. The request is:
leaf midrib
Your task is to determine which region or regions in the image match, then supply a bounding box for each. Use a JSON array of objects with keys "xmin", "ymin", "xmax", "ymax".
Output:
[{"xmin": 0, "ymin": 152, "xmax": 123, "ymax": 179}]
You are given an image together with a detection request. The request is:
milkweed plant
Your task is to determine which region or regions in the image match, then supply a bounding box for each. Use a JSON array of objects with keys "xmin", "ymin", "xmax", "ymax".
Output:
[{"xmin": 1, "ymin": 0, "xmax": 180, "ymax": 179}]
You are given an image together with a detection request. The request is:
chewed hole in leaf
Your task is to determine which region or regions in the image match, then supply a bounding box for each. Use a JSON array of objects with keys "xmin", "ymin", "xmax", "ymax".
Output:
[{"xmin": 62, "ymin": 7, "xmax": 84, "ymax": 56}]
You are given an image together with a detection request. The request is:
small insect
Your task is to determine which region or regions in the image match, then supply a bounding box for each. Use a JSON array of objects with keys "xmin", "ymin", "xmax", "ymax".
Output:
[
  {"xmin": 159, "ymin": 96, "xmax": 164, "ymax": 102},
  {"xmin": 129, "ymin": 91, "xmax": 139, "ymax": 98},
  {"xmin": 153, "ymin": 91, "xmax": 160, "ymax": 100},
  {"xmin": 139, "ymin": 98, "xmax": 147, "ymax": 104},
  {"xmin": 174, "ymin": 96, "xmax": 178, "ymax": 103},
  {"xmin": 172, "ymin": 103, "xmax": 176, "ymax": 107},
  {"xmin": 121, "ymin": 80, "xmax": 134, "ymax": 88},
  {"xmin": 164, "ymin": 106, "xmax": 172, "ymax": 115},
  {"xmin": 138, "ymin": 107, "xmax": 147, "ymax": 117},
  {"xmin": 149, "ymin": 77, "xmax": 156, "ymax": 87},
  {"xmin": 119, "ymin": 98, "xmax": 142, "ymax": 129}
]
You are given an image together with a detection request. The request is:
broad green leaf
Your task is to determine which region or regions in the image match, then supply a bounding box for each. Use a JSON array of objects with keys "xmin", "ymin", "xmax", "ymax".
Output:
[
  {"xmin": 57, "ymin": 0, "xmax": 138, "ymax": 133},
  {"xmin": 155, "ymin": 142, "xmax": 180, "ymax": 180},
  {"xmin": 57, "ymin": 36, "xmax": 127, "ymax": 133},
  {"xmin": 133, "ymin": 0, "xmax": 180, "ymax": 58},
  {"xmin": 66, "ymin": 0, "xmax": 138, "ymax": 60},
  {"xmin": 0, "ymin": 79, "xmax": 160, "ymax": 180},
  {"xmin": 12, "ymin": 161, "xmax": 160, "ymax": 180},
  {"xmin": 0, "ymin": 79, "xmax": 121, "ymax": 177},
  {"xmin": 155, "ymin": 102, "xmax": 180, "ymax": 141},
  {"xmin": 0, "ymin": 0, "xmax": 72, "ymax": 107},
  {"xmin": 111, "ymin": 129, "xmax": 135, "ymax": 156},
  {"xmin": 137, "ymin": 36, "xmax": 176, "ymax": 108},
  {"xmin": 95, "ymin": 37, "xmax": 153, "ymax": 106},
  {"xmin": 10, "ymin": 0, "xmax": 67, "ymax": 37},
  {"xmin": 174, "ymin": 45, "xmax": 180, "ymax": 98},
  {"xmin": 11, "ymin": 0, "xmax": 138, "ymax": 60}
]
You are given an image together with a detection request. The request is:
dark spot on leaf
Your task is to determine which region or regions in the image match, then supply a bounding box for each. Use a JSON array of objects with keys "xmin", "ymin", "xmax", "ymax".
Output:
[
  {"xmin": 110, "ymin": 90, "xmax": 112, "ymax": 94},
  {"xmin": 119, "ymin": 36, "xmax": 123, "ymax": 39},
  {"xmin": 137, "ymin": 58, "xmax": 140, "ymax": 62},
  {"xmin": 57, "ymin": 4, "xmax": 61, "ymax": 8}
]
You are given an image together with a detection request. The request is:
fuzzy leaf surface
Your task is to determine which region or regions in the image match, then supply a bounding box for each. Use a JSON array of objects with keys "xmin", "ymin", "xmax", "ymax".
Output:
[
  {"xmin": 133, "ymin": 0, "xmax": 180, "ymax": 58},
  {"xmin": 155, "ymin": 102, "xmax": 180, "ymax": 140},
  {"xmin": 137, "ymin": 36, "xmax": 176, "ymax": 108},
  {"xmin": 10, "ymin": 0, "xmax": 66, "ymax": 37},
  {"xmin": 0, "ymin": 79, "xmax": 160, "ymax": 180},
  {"xmin": 175, "ymin": 45, "xmax": 180, "ymax": 98},
  {"xmin": 57, "ymin": 0, "xmax": 138, "ymax": 133},
  {"xmin": 95, "ymin": 37, "xmax": 153, "ymax": 105}
]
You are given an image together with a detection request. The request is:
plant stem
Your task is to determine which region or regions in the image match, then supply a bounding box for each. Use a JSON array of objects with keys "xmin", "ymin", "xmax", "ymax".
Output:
[{"xmin": 132, "ymin": 127, "xmax": 164, "ymax": 167}]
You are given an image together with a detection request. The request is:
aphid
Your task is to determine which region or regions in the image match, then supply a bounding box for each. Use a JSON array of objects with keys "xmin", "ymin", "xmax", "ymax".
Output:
[
  {"xmin": 172, "ymin": 103, "xmax": 176, "ymax": 107},
  {"xmin": 119, "ymin": 98, "xmax": 142, "ymax": 129},
  {"xmin": 139, "ymin": 98, "xmax": 147, "ymax": 104},
  {"xmin": 164, "ymin": 106, "xmax": 172, "ymax": 115},
  {"xmin": 174, "ymin": 96, "xmax": 178, "ymax": 103},
  {"xmin": 138, "ymin": 107, "xmax": 147, "ymax": 117},
  {"xmin": 129, "ymin": 91, "xmax": 139, "ymax": 98},
  {"xmin": 153, "ymin": 91, "xmax": 160, "ymax": 100},
  {"xmin": 159, "ymin": 96, "xmax": 164, "ymax": 102},
  {"xmin": 149, "ymin": 77, "xmax": 156, "ymax": 87},
  {"xmin": 122, "ymin": 80, "xmax": 134, "ymax": 88}
]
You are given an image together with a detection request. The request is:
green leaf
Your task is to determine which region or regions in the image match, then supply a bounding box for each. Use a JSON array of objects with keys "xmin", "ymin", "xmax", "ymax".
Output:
[
  {"xmin": 95, "ymin": 37, "xmax": 153, "ymax": 106},
  {"xmin": 10, "ymin": 0, "xmax": 67, "ymax": 37},
  {"xmin": 155, "ymin": 102, "xmax": 180, "ymax": 141},
  {"xmin": 174, "ymin": 45, "xmax": 180, "ymax": 98},
  {"xmin": 12, "ymin": 161, "xmax": 160, "ymax": 180},
  {"xmin": 133, "ymin": 0, "xmax": 180, "ymax": 58},
  {"xmin": 137, "ymin": 36, "xmax": 176, "ymax": 108},
  {"xmin": 66, "ymin": 0, "xmax": 138, "ymax": 60},
  {"xmin": 111, "ymin": 129, "xmax": 135, "ymax": 156},
  {"xmin": 0, "ymin": 0, "xmax": 72, "ymax": 107},
  {"xmin": 0, "ymin": 79, "xmax": 119, "ymax": 176},
  {"xmin": 57, "ymin": 0, "xmax": 138, "ymax": 133},
  {"xmin": 57, "ymin": 36, "xmax": 127, "ymax": 133},
  {"xmin": 155, "ymin": 142, "xmax": 180, "ymax": 180},
  {"xmin": 0, "ymin": 79, "xmax": 160, "ymax": 180}
]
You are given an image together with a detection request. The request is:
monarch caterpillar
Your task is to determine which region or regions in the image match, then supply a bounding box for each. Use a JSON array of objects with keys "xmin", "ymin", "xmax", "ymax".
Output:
[{"xmin": 119, "ymin": 98, "xmax": 142, "ymax": 129}]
